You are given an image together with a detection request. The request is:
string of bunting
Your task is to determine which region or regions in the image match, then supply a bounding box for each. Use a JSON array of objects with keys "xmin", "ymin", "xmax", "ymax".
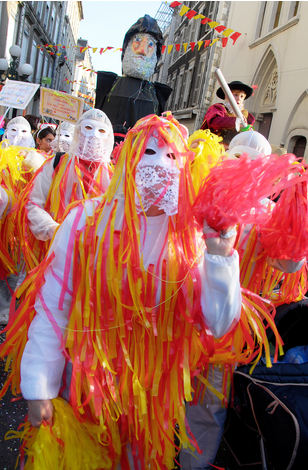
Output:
[
  {"xmin": 169, "ymin": 1, "xmax": 242, "ymax": 45},
  {"xmin": 36, "ymin": 1, "xmax": 242, "ymax": 72}
]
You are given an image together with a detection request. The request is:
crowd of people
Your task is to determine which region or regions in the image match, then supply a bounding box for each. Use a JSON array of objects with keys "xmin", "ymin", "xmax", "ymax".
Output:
[{"xmin": 0, "ymin": 14, "xmax": 307, "ymax": 470}]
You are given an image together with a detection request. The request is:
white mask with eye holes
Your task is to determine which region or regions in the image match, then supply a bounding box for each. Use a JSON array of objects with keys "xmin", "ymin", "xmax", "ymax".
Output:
[
  {"xmin": 75, "ymin": 118, "xmax": 111, "ymax": 162},
  {"xmin": 50, "ymin": 129, "xmax": 73, "ymax": 153},
  {"xmin": 135, "ymin": 136, "xmax": 180, "ymax": 216},
  {"xmin": 7, "ymin": 123, "xmax": 33, "ymax": 147}
]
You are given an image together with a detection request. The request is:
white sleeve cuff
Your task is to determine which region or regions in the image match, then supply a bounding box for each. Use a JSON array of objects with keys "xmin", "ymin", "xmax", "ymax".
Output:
[{"xmin": 199, "ymin": 250, "xmax": 242, "ymax": 338}]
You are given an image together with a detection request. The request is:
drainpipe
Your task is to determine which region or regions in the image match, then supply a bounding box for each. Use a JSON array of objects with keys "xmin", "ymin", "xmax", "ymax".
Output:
[{"xmin": 16, "ymin": 1, "xmax": 26, "ymax": 47}]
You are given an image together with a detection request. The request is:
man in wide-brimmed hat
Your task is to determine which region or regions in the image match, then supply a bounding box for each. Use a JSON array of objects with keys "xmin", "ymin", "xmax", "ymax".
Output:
[{"xmin": 201, "ymin": 80, "xmax": 255, "ymax": 136}]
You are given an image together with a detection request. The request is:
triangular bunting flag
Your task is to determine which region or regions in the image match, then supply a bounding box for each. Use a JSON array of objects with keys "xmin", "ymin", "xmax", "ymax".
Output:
[
  {"xmin": 183, "ymin": 43, "xmax": 188, "ymax": 52},
  {"xmin": 210, "ymin": 38, "xmax": 219, "ymax": 46},
  {"xmin": 230, "ymin": 32, "xmax": 241, "ymax": 44},
  {"xmin": 190, "ymin": 42, "xmax": 196, "ymax": 51},
  {"xmin": 170, "ymin": 1, "xmax": 181, "ymax": 7},
  {"xmin": 193, "ymin": 14, "xmax": 205, "ymax": 20},
  {"xmin": 161, "ymin": 45, "xmax": 166, "ymax": 54},
  {"xmin": 186, "ymin": 9, "xmax": 197, "ymax": 19},
  {"xmin": 175, "ymin": 44, "xmax": 181, "ymax": 51},
  {"xmin": 222, "ymin": 38, "xmax": 228, "ymax": 47},
  {"xmin": 222, "ymin": 28, "xmax": 234, "ymax": 37},
  {"xmin": 208, "ymin": 21, "xmax": 220, "ymax": 28},
  {"xmin": 197, "ymin": 41, "xmax": 203, "ymax": 50},
  {"xmin": 204, "ymin": 40, "xmax": 211, "ymax": 49},
  {"xmin": 201, "ymin": 17, "xmax": 211, "ymax": 25},
  {"xmin": 168, "ymin": 45, "xmax": 174, "ymax": 54},
  {"xmin": 92, "ymin": 48, "xmax": 98, "ymax": 53},
  {"xmin": 179, "ymin": 5, "xmax": 190, "ymax": 16},
  {"xmin": 215, "ymin": 25, "xmax": 227, "ymax": 33}
]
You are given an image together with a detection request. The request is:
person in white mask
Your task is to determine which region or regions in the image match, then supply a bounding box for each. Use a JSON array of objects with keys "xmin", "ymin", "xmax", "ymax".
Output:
[
  {"xmin": 3, "ymin": 116, "xmax": 35, "ymax": 148},
  {"xmin": 4, "ymin": 114, "xmax": 242, "ymax": 469},
  {"xmin": 50, "ymin": 122, "xmax": 75, "ymax": 154},
  {"xmin": 15, "ymin": 108, "xmax": 114, "ymax": 271},
  {"xmin": 228, "ymin": 130, "xmax": 272, "ymax": 160}
]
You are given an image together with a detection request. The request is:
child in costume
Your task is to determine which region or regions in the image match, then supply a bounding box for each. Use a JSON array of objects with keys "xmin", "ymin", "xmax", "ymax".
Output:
[
  {"xmin": 14, "ymin": 109, "xmax": 114, "ymax": 271},
  {"xmin": 35, "ymin": 125, "xmax": 56, "ymax": 156},
  {"xmin": 181, "ymin": 131, "xmax": 307, "ymax": 470},
  {"xmin": 1, "ymin": 114, "xmax": 243, "ymax": 470},
  {"xmin": 200, "ymin": 81, "xmax": 255, "ymax": 135}
]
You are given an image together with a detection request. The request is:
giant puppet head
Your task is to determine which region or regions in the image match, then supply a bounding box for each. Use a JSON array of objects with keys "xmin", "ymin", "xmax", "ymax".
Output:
[
  {"xmin": 69, "ymin": 108, "xmax": 114, "ymax": 164},
  {"xmin": 4, "ymin": 116, "xmax": 35, "ymax": 147},
  {"xmin": 121, "ymin": 15, "xmax": 164, "ymax": 81},
  {"xmin": 50, "ymin": 121, "xmax": 75, "ymax": 153}
]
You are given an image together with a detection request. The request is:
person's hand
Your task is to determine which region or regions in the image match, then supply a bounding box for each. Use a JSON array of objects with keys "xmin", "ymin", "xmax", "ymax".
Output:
[
  {"xmin": 189, "ymin": 138, "xmax": 206, "ymax": 149},
  {"xmin": 28, "ymin": 399, "xmax": 53, "ymax": 428},
  {"xmin": 47, "ymin": 225, "xmax": 57, "ymax": 240},
  {"xmin": 203, "ymin": 222, "xmax": 237, "ymax": 257}
]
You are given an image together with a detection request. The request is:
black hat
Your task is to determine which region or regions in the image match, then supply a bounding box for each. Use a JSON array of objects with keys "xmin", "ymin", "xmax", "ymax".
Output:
[
  {"xmin": 121, "ymin": 15, "xmax": 163, "ymax": 62},
  {"xmin": 216, "ymin": 81, "xmax": 253, "ymax": 100}
]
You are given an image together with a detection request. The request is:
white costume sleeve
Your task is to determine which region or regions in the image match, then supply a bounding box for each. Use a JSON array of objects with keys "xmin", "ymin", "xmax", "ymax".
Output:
[
  {"xmin": 26, "ymin": 157, "xmax": 60, "ymax": 241},
  {"xmin": 0, "ymin": 186, "xmax": 9, "ymax": 219},
  {"xmin": 20, "ymin": 202, "xmax": 95, "ymax": 400},
  {"xmin": 199, "ymin": 250, "xmax": 242, "ymax": 339}
]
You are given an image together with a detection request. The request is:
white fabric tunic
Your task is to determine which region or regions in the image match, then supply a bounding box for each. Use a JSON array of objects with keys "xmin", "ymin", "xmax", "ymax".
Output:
[{"xmin": 20, "ymin": 198, "xmax": 242, "ymax": 400}]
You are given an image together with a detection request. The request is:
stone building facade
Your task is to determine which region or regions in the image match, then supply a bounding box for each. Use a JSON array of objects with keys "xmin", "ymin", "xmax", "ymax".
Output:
[
  {"xmin": 218, "ymin": 0, "xmax": 307, "ymax": 160},
  {"xmin": 0, "ymin": 1, "xmax": 84, "ymax": 116},
  {"xmin": 153, "ymin": 1, "xmax": 231, "ymax": 134}
]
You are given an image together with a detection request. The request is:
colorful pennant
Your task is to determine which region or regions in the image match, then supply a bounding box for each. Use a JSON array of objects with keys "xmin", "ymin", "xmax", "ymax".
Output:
[{"xmin": 169, "ymin": 1, "xmax": 242, "ymax": 45}]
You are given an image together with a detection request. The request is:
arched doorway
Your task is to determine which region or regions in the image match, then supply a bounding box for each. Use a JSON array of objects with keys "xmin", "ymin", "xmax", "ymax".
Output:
[{"xmin": 292, "ymin": 136, "xmax": 306, "ymax": 160}]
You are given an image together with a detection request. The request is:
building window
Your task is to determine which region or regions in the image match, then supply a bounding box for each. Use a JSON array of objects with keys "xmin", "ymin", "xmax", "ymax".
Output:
[
  {"xmin": 293, "ymin": 137, "xmax": 306, "ymax": 160},
  {"xmin": 36, "ymin": 48, "xmax": 44, "ymax": 83},
  {"xmin": 36, "ymin": 1, "xmax": 43, "ymax": 19},
  {"xmin": 192, "ymin": 61, "xmax": 205, "ymax": 106},
  {"xmin": 54, "ymin": 15, "xmax": 60, "ymax": 43},
  {"xmin": 289, "ymin": 1, "xmax": 299, "ymax": 19},
  {"xmin": 258, "ymin": 113, "xmax": 273, "ymax": 139},
  {"xmin": 29, "ymin": 39, "xmax": 38, "ymax": 80},
  {"xmin": 43, "ymin": 1, "xmax": 50, "ymax": 29},
  {"xmin": 273, "ymin": 1, "xmax": 282, "ymax": 29},
  {"xmin": 20, "ymin": 21, "xmax": 30, "ymax": 66},
  {"xmin": 258, "ymin": 2, "xmax": 267, "ymax": 37}
]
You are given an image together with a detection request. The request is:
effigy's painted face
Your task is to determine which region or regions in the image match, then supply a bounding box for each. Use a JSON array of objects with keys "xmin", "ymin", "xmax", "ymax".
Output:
[
  {"xmin": 122, "ymin": 33, "xmax": 157, "ymax": 80},
  {"xmin": 135, "ymin": 135, "xmax": 180, "ymax": 216}
]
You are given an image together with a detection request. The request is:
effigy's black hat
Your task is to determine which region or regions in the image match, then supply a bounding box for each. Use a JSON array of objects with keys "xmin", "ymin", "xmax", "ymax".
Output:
[
  {"xmin": 216, "ymin": 80, "xmax": 254, "ymax": 100},
  {"xmin": 121, "ymin": 15, "xmax": 163, "ymax": 62}
]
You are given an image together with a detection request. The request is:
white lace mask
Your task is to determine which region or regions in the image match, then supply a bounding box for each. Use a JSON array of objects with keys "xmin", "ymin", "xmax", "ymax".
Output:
[
  {"xmin": 50, "ymin": 129, "xmax": 73, "ymax": 153},
  {"xmin": 75, "ymin": 119, "xmax": 111, "ymax": 163},
  {"xmin": 135, "ymin": 137, "xmax": 180, "ymax": 216},
  {"xmin": 7, "ymin": 123, "xmax": 34, "ymax": 147}
]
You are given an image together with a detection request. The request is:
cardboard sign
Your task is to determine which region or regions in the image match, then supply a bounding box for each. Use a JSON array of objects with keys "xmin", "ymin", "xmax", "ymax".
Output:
[
  {"xmin": 0, "ymin": 80, "xmax": 40, "ymax": 109},
  {"xmin": 40, "ymin": 87, "xmax": 84, "ymax": 124}
]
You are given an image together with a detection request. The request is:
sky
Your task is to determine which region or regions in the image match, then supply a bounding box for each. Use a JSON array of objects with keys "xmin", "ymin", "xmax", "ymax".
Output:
[{"xmin": 78, "ymin": 1, "xmax": 163, "ymax": 76}]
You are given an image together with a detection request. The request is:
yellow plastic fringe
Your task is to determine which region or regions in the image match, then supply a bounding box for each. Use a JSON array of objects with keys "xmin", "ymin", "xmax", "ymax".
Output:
[
  {"xmin": 5, "ymin": 398, "xmax": 112, "ymax": 470},
  {"xmin": 188, "ymin": 129, "xmax": 224, "ymax": 193}
]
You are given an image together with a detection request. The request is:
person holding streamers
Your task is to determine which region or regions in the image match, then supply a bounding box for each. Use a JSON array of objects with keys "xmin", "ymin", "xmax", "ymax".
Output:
[{"xmin": 13, "ymin": 108, "xmax": 114, "ymax": 272}]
